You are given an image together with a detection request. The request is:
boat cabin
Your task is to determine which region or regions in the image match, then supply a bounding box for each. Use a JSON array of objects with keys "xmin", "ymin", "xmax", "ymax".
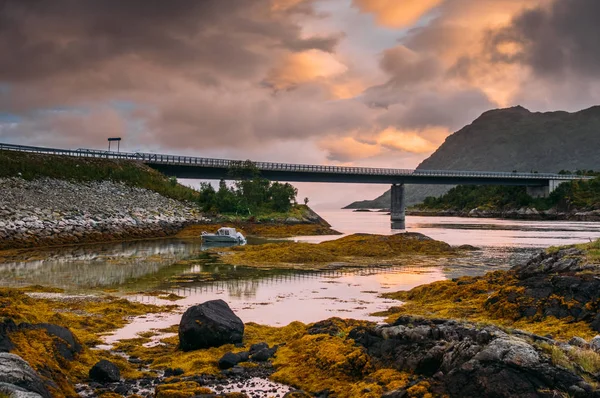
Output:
[{"xmin": 217, "ymin": 227, "xmax": 237, "ymax": 236}]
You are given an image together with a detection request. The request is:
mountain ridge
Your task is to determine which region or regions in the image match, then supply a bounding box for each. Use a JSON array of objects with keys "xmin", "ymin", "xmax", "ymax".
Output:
[{"xmin": 345, "ymin": 105, "xmax": 600, "ymax": 209}]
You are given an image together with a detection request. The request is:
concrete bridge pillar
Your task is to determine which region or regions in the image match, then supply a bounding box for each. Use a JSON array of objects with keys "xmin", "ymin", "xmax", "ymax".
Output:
[
  {"xmin": 391, "ymin": 183, "xmax": 406, "ymax": 230},
  {"xmin": 526, "ymin": 180, "xmax": 562, "ymax": 198}
]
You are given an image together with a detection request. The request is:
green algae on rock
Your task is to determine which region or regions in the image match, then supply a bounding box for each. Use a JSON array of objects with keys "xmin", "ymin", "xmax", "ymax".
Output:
[
  {"xmin": 380, "ymin": 240, "xmax": 600, "ymax": 341},
  {"xmin": 0, "ymin": 286, "xmax": 176, "ymax": 397},
  {"xmin": 217, "ymin": 233, "xmax": 455, "ymax": 269}
]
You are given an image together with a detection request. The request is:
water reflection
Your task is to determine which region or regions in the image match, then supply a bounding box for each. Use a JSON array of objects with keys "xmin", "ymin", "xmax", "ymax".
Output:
[
  {"xmin": 0, "ymin": 239, "xmax": 205, "ymax": 290},
  {"xmin": 296, "ymin": 210, "xmax": 600, "ymax": 247}
]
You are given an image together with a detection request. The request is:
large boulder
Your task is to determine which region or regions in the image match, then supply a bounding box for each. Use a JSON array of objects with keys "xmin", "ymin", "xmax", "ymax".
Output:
[
  {"xmin": 89, "ymin": 359, "xmax": 120, "ymax": 383},
  {"xmin": 0, "ymin": 353, "xmax": 52, "ymax": 398},
  {"xmin": 178, "ymin": 300, "xmax": 244, "ymax": 351}
]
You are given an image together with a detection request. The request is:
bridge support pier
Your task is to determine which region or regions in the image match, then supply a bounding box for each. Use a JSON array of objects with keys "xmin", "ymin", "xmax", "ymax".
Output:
[
  {"xmin": 526, "ymin": 180, "xmax": 562, "ymax": 198},
  {"xmin": 391, "ymin": 183, "xmax": 406, "ymax": 230}
]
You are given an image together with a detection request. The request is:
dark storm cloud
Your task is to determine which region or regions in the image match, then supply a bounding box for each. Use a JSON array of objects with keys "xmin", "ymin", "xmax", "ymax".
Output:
[
  {"xmin": 376, "ymin": 89, "xmax": 494, "ymax": 131},
  {"xmin": 486, "ymin": 0, "xmax": 600, "ymax": 78},
  {"xmin": 0, "ymin": 0, "xmax": 340, "ymax": 83},
  {"xmin": 0, "ymin": 0, "xmax": 369, "ymax": 152}
]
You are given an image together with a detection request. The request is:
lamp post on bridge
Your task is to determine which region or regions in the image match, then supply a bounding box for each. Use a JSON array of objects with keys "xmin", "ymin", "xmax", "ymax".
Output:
[{"xmin": 108, "ymin": 137, "xmax": 122, "ymax": 152}]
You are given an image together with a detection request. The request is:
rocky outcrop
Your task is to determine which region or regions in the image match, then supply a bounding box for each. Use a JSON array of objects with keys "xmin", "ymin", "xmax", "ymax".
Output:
[
  {"xmin": 0, "ymin": 353, "xmax": 52, "ymax": 398},
  {"xmin": 179, "ymin": 300, "xmax": 244, "ymax": 351},
  {"xmin": 484, "ymin": 247, "xmax": 600, "ymax": 331},
  {"xmin": 350, "ymin": 316, "xmax": 596, "ymax": 398},
  {"xmin": 0, "ymin": 177, "xmax": 206, "ymax": 249},
  {"xmin": 0, "ymin": 319, "xmax": 82, "ymax": 360}
]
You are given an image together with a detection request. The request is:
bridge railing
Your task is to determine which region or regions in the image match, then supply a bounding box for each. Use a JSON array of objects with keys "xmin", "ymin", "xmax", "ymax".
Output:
[{"xmin": 0, "ymin": 142, "xmax": 585, "ymax": 181}]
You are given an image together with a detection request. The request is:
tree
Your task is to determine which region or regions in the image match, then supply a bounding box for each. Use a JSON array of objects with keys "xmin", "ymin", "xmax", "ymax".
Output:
[
  {"xmin": 216, "ymin": 179, "xmax": 237, "ymax": 213},
  {"xmin": 269, "ymin": 182, "xmax": 298, "ymax": 212},
  {"xmin": 198, "ymin": 182, "xmax": 216, "ymax": 212}
]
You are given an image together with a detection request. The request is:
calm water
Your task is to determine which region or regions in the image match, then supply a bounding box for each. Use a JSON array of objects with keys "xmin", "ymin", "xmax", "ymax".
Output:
[{"xmin": 2, "ymin": 210, "xmax": 600, "ymax": 336}]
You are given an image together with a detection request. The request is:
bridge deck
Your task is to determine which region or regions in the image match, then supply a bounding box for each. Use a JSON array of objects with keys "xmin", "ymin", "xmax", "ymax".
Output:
[{"xmin": 0, "ymin": 142, "xmax": 588, "ymax": 185}]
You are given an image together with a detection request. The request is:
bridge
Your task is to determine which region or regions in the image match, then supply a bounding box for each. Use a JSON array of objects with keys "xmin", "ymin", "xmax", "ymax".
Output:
[{"xmin": 0, "ymin": 142, "xmax": 590, "ymax": 229}]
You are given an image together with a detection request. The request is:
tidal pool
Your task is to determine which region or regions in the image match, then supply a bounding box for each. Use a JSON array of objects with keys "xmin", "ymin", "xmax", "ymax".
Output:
[{"xmin": 3, "ymin": 211, "xmax": 599, "ymax": 344}]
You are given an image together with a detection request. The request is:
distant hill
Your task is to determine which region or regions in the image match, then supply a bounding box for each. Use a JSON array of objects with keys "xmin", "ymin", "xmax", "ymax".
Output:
[{"xmin": 345, "ymin": 105, "xmax": 600, "ymax": 209}]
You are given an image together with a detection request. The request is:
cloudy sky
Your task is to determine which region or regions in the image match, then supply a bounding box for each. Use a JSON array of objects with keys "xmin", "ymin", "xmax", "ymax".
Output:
[{"xmin": 1, "ymin": 0, "xmax": 599, "ymax": 207}]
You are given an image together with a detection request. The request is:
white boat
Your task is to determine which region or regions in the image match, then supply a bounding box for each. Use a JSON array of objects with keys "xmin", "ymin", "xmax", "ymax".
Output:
[{"xmin": 201, "ymin": 227, "xmax": 246, "ymax": 244}]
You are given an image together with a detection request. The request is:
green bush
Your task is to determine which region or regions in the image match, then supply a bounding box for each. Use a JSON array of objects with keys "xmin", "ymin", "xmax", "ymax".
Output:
[{"xmin": 416, "ymin": 172, "xmax": 600, "ymax": 212}]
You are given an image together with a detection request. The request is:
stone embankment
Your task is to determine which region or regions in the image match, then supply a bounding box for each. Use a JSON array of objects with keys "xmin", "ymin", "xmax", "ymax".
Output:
[
  {"xmin": 408, "ymin": 207, "xmax": 600, "ymax": 221},
  {"xmin": 0, "ymin": 177, "xmax": 206, "ymax": 250}
]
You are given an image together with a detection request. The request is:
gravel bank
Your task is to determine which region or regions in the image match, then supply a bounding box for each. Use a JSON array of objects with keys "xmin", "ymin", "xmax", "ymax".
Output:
[{"xmin": 0, "ymin": 177, "xmax": 205, "ymax": 250}]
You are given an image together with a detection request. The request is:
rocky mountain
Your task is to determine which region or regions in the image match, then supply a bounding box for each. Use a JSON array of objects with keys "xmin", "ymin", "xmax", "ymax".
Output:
[{"xmin": 345, "ymin": 105, "xmax": 600, "ymax": 208}]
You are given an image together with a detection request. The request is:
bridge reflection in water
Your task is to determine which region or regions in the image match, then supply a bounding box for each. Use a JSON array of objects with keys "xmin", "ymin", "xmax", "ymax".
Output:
[{"xmin": 140, "ymin": 265, "xmax": 436, "ymax": 301}]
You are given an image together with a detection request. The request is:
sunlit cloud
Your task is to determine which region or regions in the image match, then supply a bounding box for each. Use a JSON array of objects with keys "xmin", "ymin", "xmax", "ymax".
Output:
[
  {"xmin": 320, "ymin": 126, "xmax": 448, "ymax": 162},
  {"xmin": 352, "ymin": 0, "xmax": 443, "ymax": 28},
  {"xmin": 378, "ymin": 127, "xmax": 446, "ymax": 154},
  {"xmin": 263, "ymin": 50, "xmax": 348, "ymax": 91}
]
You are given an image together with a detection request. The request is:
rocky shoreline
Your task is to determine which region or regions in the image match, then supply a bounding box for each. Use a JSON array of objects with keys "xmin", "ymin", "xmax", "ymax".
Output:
[
  {"xmin": 2, "ymin": 239, "xmax": 600, "ymax": 396},
  {"xmin": 0, "ymin": 177, "xmax": 207, "ymax": 250},
  {"xmin": 407, "ymin": 207, "xmax": 600, "ymax": 221},
  {"xmin": 0, "ymin": 178, "xmax": 335, "ymax": 251}
]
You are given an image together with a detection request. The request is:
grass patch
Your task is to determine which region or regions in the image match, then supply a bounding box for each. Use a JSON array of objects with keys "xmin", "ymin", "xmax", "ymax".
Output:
[{"xmin": 0, "ymin": 150, "xmax": 201, "ymax": 203}]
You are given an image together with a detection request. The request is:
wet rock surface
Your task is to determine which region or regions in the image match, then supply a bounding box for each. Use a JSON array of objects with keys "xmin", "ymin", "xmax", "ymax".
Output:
[
  {"xmin": 350, "ymin": 316, "xmax": 598, "ymax": 398},
  {"xmin": 493, "ymin": 247, "xmax": 600, "ymax": 331},
  {"xmin": 0, "ymin": 353, "xmax": 52, "ymax": 398},
  {"xmin": 77, "ymin": 364, "xmax": 291, "ymax": 397},
  {"xmin": 0, "ymin": 177, "xmax": 205, "ymax": 249},
  {"xmin": 179, "ymin": 300, "xmax": 245, "ymax": 351}
]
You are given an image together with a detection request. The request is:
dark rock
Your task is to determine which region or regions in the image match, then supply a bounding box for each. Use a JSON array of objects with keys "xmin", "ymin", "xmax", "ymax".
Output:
[
  {"xmin": 457, "ymin": 245, "xmax": 480, "ymax": 251},
  {"xmin": 352, "ymin": 316, "xmax": 590, "ymax": 398},
  {"xmin": 0, "ymin": 319, "xmax": 17, "ymax": 352},
  {"xmin": 237, "ymin": 351, "xmax": 250, "ymax": 362},
  {"xmin": 249, "ymin": 342, "xmax": 268, "ymax": 355},
  {"xmin": 218, "ymin": 352, "xmax": 242, "ymax": 369},
  {"xmin": 89, "ymin": 359, "xmax": 120, "ymax": 383},
  {"xmin": 307, "ymin": 319, "xmax": 342, "ymax": 336},
  {"xmin": 34, "ymin": 323, "xmax": 82, "ymax": 361},
  {"xmin": 0, "ymin": 353, "xmax": 52, "ymax": 398},
  {"xmin": 251, "ymin": 347, "xmax": 277, "ymax": 362},
  {"xmin": 163, "ymin": 367, "xmax": 185, "ymax": 377},
  {"xmin": 178, "ymin": 300, "xmax": 244, "ymax": 351}
]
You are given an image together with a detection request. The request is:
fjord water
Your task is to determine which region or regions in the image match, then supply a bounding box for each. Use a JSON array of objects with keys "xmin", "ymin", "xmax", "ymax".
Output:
[{"xmin": 3, "ymin": 210, "xmax": 600, "ymax": 336}]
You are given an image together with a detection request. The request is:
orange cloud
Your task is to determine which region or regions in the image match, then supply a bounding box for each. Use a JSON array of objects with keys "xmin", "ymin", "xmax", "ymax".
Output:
[
  {"xmin": 378, "ymin": 127, "xmax": 446, "ymax": 154},
  {"xmin": 264, "ymin": 50, "xmax": 348, "ymax": 91},
  {"xmin": 271, "ymin": 0, "xmax": 304, "ymax": 11},
  {"xmin": 352, "ymin": 0, "xmax": 443, "ymax": 28},
  {"xmin": 320, "ymin": 136, "xmax": 381, "ymax": 162},
  {"xmin": 320, "ymin": 126, "xmax": 449, "ymax": 162}
]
